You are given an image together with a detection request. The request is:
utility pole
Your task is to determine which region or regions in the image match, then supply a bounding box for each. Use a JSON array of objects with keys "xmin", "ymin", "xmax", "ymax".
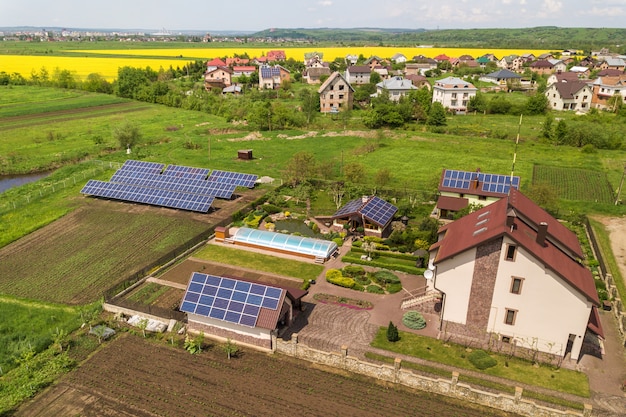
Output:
[
  {"xmin": 509, "ymin": 114, "xmax": 522, "ymax": 195},
  {"xmin": 616, "ymin": 164, "xmax": 626, "ymax": 205}
]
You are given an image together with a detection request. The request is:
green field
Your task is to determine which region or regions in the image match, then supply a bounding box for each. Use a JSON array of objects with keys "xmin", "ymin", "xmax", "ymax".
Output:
[
  {"xmin": 0, "ymin": 203, "xmax": 210, "ymax": 304},
  {"xmin": 0, "ymin": 295, "xmax": 85, "ymax": 374},
  {"xmin": 533, "ymin": 165, "xmax": 615, "ymax": 203}
]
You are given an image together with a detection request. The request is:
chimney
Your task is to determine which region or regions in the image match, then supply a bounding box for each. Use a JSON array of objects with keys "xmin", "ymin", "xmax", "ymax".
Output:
[
  {"xmin": 362, "ymin": 195, "xmax": 369, "ymax": 204},
  {"xmin": 536, "ymin": 222, "xmax": 548, "ymax": 246},
  {"xmin": 506, "ymin": 208, "xmax": 517, "ymax": 228}
]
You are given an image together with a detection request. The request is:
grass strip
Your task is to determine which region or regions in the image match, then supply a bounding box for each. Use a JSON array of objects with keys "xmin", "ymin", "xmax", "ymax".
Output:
[
  {"xmin": 589, "ymin": 218, "xmax": 626, "ymax": 301},
  {"xmin": 193, "ymin": 244, "xmax": 324, "ymax": 282},
  {"xmin": 365, "ymin": 351, "xmax": 585, "ymax": 411},
  {"xmin": 371, "ymin": 328, "xmax": 590, "ymax": 397}
]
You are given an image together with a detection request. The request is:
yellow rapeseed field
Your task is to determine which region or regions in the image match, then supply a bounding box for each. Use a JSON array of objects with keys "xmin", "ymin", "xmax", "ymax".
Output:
[
  {"xmin": 78, "ymin": 46, "xmax": 552, "ymax": 62},
  {"xmin": 0, "ymin": 55, "xmax": 192, "ymax": 81},
  {"xmin": 1, "ymin": 46, "xmax": 552, "ymax": 81}
]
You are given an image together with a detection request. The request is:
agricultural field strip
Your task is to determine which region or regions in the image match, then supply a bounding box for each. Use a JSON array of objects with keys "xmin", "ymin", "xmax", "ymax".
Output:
[
  {"xmin": 532, "ymin": 165, "xmax": 614, "ymax": 203},
  {"xmin": 0, "ymin": 103, "xmax": 151, "ymax": 131},
  {"xmin": 0, "ymin": 294, "xmax": 76, "ymax": 312},
  {"xmin": 72, "ymin": 47, "xmax": 553, "ymax": 62},
  {"xmin": 38, "ymin": 335, "xmax": 512, "ymax": 417}
]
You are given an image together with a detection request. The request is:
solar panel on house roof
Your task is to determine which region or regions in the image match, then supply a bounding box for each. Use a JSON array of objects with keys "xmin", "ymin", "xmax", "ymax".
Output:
[
  {"xmin": 333, "ymin": 198, "xmax": 365, "ymax": 217},
  {"xmin": 441, "ymin": 169, "xmax": 520, "ymax": 195},
  {"xmin": 80, "ymin": 180, "xmax": 214, "ymax": 212},
  {"xmin": 360, "ymin": 196, "xmax": 397, "ymax": 227},
  {"xmin": 180, "ymin": 272, "xmax": 284, "ymax": 328},
  {"xmin": 207, "ymin": 170, "xmax": 258, "ymax": 188}
]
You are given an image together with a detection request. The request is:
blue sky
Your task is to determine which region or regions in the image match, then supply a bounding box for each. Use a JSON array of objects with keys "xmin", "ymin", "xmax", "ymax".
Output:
[{"xmin": 1, "ymin": 0, "xmax": 624, "ymax": 31}]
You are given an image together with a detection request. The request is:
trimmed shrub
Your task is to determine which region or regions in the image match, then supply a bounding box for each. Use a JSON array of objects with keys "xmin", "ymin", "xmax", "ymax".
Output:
[
  {"xmin": 468, "ymin": 349, "xmax": 498, "ymax": 370},
  {"xmin": 343, "ymin": 265, "xmax": 366, "ymax": 278},
  {"xmin": 352, "ymin": 240, "xmax": 363, "ymax": 248},
  {"xmin": 373, "ymin": 270, "xmax": 400, "ymax": 285},
  {"xmin": 386, "ymin": 282, "xmax": 403, "ymax": 294},
  {"xmin": 387, "ymin": 321, "xmax": 400, "ymax": 342},
  {"xmin": 352, "ymin": 282, "xmax": 365, "ymax": 292},
  {"xmin": 325, "ymin": 269, "xmax": 355, "ymax": 289},
  {"xmin": 333, "ymin": 237, "xmax": 344, "ymax": 247},
  {"xmin": 262, "ymin": 203, "xmax": 282, "ymax": 214},
  {"xmin": 354, "ymin": 275, "xmax": 371, "ymax": 286},
  {"xmin": 402, "ymin": 311, "xmax": 427, "ymax": 330},
  {"xmin": 366, "ymin": 285, "xmax": 385, "ymax": 294}
]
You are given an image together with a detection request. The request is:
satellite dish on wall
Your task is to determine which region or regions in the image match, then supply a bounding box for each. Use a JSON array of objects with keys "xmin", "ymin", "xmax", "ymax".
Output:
[{"xmin": 423, "ymin": 269, "xmax": 434, "ymax": 280}]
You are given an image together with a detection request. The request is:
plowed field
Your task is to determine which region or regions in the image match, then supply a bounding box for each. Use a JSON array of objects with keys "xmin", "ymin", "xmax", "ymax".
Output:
[{"xmin": 15, "ymin": 334, "xmax": 516, "ymax": 417}]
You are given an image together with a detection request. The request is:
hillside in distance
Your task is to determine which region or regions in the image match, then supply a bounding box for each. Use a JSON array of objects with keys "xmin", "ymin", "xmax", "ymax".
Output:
[{"xmin": 251, "ymin": 27, "xmax": 626, "ymax": 52}]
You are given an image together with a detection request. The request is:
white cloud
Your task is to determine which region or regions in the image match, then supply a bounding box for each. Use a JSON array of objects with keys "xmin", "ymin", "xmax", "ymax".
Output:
[
  {"xmin": 543, "ymin": 0, "xmax": 563, "ymax": 13},
  {"xmin": 502, "ymin": 0, "xmax": 512, "ymax": 4},
  {"xmin": 584, "ymin": 6, "xmax": 626, "ymax": 16},
  {"xmin": 318, "ymin": 0, "xmax": 332, "ymax": 6},
  {"xmin": 520, "ymin": 0, "xmax": 527, "ymax": 5}
]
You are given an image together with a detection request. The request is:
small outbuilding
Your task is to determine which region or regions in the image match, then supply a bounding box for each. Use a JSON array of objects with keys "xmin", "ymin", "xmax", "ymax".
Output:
[{"xmin": 181, "ymin": 272, "xmax": 307, "ymax": 350}]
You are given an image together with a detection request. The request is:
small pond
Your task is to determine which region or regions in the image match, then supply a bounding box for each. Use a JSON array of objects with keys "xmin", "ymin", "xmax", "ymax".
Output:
[
  {"xmin": 0, "ymin": 172, "xmax": 52, "ymax": 193},
  {"xmin": 273, "ymin": 219, "xmax": 324, "ymax": 238}
]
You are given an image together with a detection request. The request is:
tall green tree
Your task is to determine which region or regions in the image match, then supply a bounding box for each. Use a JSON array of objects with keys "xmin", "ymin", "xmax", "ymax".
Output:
[
  {"xmin": 284, "ymin": 152, "xmax": 317, "ymax": 186},
  {"xmin": 299, "ymin": 88, "xmax": 319, "ymax": 127},
  {"xmin": 112, "ymin": 121, "xmax": 142, "ymax": 150},
  {"xmin": 427, "ymin": 101, "xmax": 447, "ymax": 126}
]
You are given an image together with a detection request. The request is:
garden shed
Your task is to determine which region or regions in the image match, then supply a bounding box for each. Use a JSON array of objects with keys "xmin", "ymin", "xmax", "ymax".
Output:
[{"xmin": 181, "ymin": 272, "xmax": 307, "ymax": 350}]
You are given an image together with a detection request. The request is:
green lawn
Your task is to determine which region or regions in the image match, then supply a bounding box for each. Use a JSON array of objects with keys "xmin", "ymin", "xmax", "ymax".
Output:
[
  {"xmin": 192, "ymin": 244, "xmax": 324, "ymax": 282},
  {"xmin": 589, "ymin": 218, "xmax": 626, "ymax": 301},
  {"xmin": 371, "ymin": 328, "xmax": 590, "ymax": 397}
]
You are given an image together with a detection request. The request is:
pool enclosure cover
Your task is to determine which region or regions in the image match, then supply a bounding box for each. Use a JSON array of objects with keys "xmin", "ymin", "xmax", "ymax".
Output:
[{"xmin": 233, "ymin": 227, "xmax": 338, "ymax": 259}]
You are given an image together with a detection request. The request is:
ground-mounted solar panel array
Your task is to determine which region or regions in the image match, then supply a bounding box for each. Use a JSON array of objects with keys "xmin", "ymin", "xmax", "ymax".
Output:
[
  {"xmin": 360, "ymin": 196, "xmax": 398, "ymax": 227},
  {"xmin": 442, "ymin": 169, "xmax": 520, "ymax": 195},
  {"xmin": 180, "ymin": 272, "xmax": 284, "ymax": 328},
  {"xmin": 80, "ymin": 160, "xmax": 258, "ymax": 213}
]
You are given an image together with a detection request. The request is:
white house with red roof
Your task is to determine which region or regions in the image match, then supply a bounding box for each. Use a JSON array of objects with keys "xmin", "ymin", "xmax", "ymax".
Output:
[{"xmin": 428, "ymin": 189, "xmax": 603, "ymax": 362}]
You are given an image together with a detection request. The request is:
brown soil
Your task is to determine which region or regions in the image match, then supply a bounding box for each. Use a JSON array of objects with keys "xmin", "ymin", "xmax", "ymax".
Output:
[
  {"xmin": 14, "ymin": 334, "xmax": 516, "ymax": 417},
  {"xmin": 593, "ymin": 215, "xmax": 626, "ymax": 280}
]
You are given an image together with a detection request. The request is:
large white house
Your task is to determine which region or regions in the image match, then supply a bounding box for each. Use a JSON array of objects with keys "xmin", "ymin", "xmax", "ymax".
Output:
[
  {"xmin": 432, "ymin": 77, "xmax": 477, "ymax": 113},
  {"xmin": 374, "ymin": 76, "xmax": 417, "ymax": 102},
  {"xmin": 428, "ymin": 189, "xmax": 602, "ymax": 362},
  {"xmin": 545, "ymin": 80, "xmax": 593, "ymax": 112}
]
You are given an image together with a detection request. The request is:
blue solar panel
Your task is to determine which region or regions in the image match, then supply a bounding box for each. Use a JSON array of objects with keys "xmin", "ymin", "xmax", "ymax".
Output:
[
  {"xmin": 239, "ymin": 315, "xmax": 257, "ymax": 327},
  {"xmin": 207, "ymin": 170, "xmax": 258, "ymax": 188},
  {"xmin": 80, "ymin": 180, "xmax": 214, "ymax": 213},
  {"xmin": 360, "ymin": 196, "xmax": 398, "ymax": 227},
  {"xmin": 110, "ymin": 171, "xmax": 236, "ymax": 199},
  {"xmin": 333, "ymin": 197, "xmax": 366, "ymax": 217},
  {"xmin": 180, "ymin": 273, "xmax": 284, "ymax": 328},
  {"xmin": 441, "ymin": 169, "xmax": 520, "ymax": 196},
  {"xmin": 162, "ymin": 164, "xmax": 210, "ymax": 180}
]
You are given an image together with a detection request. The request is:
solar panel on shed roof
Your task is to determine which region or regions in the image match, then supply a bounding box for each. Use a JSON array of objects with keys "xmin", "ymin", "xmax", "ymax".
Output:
[
  {"xmin": 360, "ymin": 196, "xmax": 397, "ymax": 227},
  {"xmin": 180, "ymin": 272, "xmax": 284, "ymax": 328},
  {"xmin": 207, "ymin": 170, "xmax": 258, "ymax": 188}
]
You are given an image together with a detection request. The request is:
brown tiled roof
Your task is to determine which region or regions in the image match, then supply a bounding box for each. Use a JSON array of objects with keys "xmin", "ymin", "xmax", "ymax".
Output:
[
  {"xmin": 436, "ymin": 195, "xmax": 469, "ymax": 211},
  {"xmin": 554, "ymin": 72, "xmax": 579, "ymax": 82},
  {"xmin": 531, "ymin": 60, "xmax": 554, "ymax": 68},
  {"xmin": 587, "ymin": 306, "xmax": 604, "ymax": 338},
  {"xmin": 348, "ymin": 65, "xmax": 371, "ymax": 74},
  {"xmin": 553, "ymin": 80, "xmax": 590, "ymax": 99},
  {"xmin": 255, "ymin": 290, "xmax": 286, "ymax": 330},
  {"xmin": 430, "ymin": 189, "xmax": 598, "ymax": 305},
  {"xmin": 597, "ymin": 68, "xmax": 623, "ymax": 77}
]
